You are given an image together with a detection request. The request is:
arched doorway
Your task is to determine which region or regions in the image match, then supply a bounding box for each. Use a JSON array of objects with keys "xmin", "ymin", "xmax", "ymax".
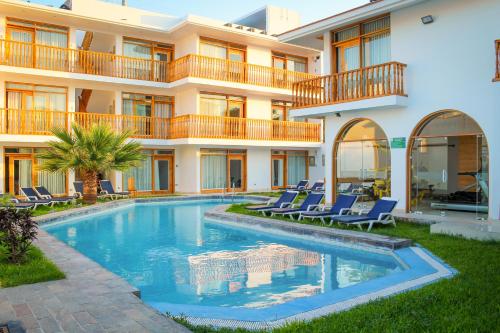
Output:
[
  {"xmin": 408, "ymin": 110, "xmax": 489, "ymax": 218},
  {"xmin": 334, "ymin": 119, "xmax": 391, "ymax": 208}
]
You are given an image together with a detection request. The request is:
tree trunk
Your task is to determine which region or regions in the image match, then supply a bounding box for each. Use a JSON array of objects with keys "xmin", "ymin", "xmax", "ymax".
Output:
[{"xmin": 82, "ymin": 170, "xmax": 98, "ymax": 204}]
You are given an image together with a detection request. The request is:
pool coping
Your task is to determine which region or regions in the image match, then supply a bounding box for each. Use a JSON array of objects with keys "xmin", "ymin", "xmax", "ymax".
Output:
[
  {"xmin": 34, "ymin": 195, "xmax": 456, "ymax": 331},
  {"xmin": 205, "ymin": 204, "xmax": 412, "ymax": 250}
]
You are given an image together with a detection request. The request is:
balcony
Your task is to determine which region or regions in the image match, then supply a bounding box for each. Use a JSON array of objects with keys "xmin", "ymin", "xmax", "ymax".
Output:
[
  {"xmin": 292, "ymin": 62, "xmax": 407, "ymax": 109},
  {"xmin": 0, "ymin": 39, "xmax": 318, "ymax": 89},
  {"xmin": 0, "ymin": 109, "xmax": 321, "ymax": 143},
  {"xmin": 168, "ymin": 54, "xmax": 318, "ymax": 90},
  {"xmin": 0, "ymin": 39, "xmax": 170, "ymax": 82}
]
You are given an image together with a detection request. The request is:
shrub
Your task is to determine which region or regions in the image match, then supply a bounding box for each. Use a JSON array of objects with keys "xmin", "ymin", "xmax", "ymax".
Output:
[{"xmin": 0, "ymin": 208, "xmax": 38, "ymax": 264}]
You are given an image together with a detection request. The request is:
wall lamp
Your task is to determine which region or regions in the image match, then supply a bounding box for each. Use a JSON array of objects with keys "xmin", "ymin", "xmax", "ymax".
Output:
[
  {"xmin": 421, "ymin": 15, "xmax": 434, "ymax": 24},
  {"xmin": 335, "ymin": 112, "xmax": 341, "ymax": 118}
]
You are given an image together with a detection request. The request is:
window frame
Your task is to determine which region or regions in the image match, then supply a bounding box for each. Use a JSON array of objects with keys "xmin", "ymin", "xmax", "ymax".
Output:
[
  {"xmin": 272, "ymin": 52, "xmax": 308, "ymax": 73},
  {"xmin": 6, "ymin": 17, "xmax": 69, "ymax": 47},
  {"xmin": 199, "ymin": 37, "xmax": 247, "ymax": 62},
  {"xmin": 122, "ymin": 92, "xmax": 175, "ymax": 118},
  {"xmin": 330, "ymin": 14, "xmax": 390, "ymax": 74},
  {"xmin": 199, "ymin": 92, "xmax": 246, "ymax": 118},
  {"xmin": 122, "ymin": 37, "xmax": 174, "ymax": 62}
]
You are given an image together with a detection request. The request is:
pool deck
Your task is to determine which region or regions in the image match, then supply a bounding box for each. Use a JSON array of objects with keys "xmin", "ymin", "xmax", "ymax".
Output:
[
  {"xmin": 0, "ymin": 224, "xmax": 191, "ymax": 332},
  {"xmin": 206, "ymin": 204, "xmax": 412, "ymax": 250}
]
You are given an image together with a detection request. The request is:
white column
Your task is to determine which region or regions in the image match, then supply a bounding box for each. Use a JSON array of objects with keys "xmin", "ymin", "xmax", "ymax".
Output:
[
  {"xmin": 0, "ymin": 16, "xmax": 6, "ymax": 40},
  {"xmin": 113, "ymin": 90, "xmax": 123, "ymax": 191},
  {"xmin": 322, "ymin": 31, "xmax": 332, "ymax": 75},
  {"xmin": 67, "ymin": 170, "xmax": 76, "ymax": 196},
  {"xmin": 115, "ymin": 35, "xmax": 123, "ymax": 55}
]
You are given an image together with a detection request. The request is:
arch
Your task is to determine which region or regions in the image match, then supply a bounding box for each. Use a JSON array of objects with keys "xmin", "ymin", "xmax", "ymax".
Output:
[
  {"xmin": 406, "ymin": 110, "xmax": 489, "ymax": 216},
  {"xmin": 332, "ymin": 118, "xmax": 391, "ymax": 204}
]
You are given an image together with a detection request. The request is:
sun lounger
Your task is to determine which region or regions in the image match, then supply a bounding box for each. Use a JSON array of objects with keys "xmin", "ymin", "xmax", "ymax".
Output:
[
  {"xmin": 35, "ymin": 186, "xmax": 75, "ymax": 204},
  {"xmin": 270, "ymin": 192, "xmax": 324, "ymax": 219},
  {"xmin": 247, "ymin": 191, "xmax": 299, "ymax": 215},
  {"xmin": 20, "ymin": 188, "xmax": 55, "ymax": 207},
  {"xmin": 298, "ymin": 194, "xmax": 357, "ymax": 224},
  {"xmin": 99, "ymin": 180, "xmax": 130, "ymax": 200}
]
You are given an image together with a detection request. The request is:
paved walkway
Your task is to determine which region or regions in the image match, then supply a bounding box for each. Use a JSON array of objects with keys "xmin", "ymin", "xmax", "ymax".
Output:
[{"xmin": 0, "ymin": 229, "xmax": 191, "ymax": 333}]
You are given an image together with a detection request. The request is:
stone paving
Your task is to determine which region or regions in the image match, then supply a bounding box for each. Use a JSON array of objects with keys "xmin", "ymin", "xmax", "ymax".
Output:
[{"xmin": 0, "ymin": 229, "xmax": 191, "ymax": 333}]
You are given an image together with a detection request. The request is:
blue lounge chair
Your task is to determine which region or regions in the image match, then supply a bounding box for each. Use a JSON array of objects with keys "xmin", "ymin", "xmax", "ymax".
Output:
[
  {"xmin": 270, "ymin": 192, "xmax": 325, "ymax": 219},
  {"xmin": 247, "ymin": 191, "xmax": 299, "ymax": 215},
  {"xmin": 299, "ymin": 194, "xmax": 357, "ymax": 225},
  {"xmin": 0, "ymin": 194, "xmax": 36, "ymax": 211},
  {"xmin": 99, "ymin": 180, "xmax": 130, "ymax": 200},
  {"xmin": 332, "ymin": 198, "xmax": 398, "ymax": 232},
  {"xmin": 73, "ymin": 181, "xmax": 107, "ymax": 199},
  {"xmin": 287, "ymin": 180, "xmax": 309, "ymax": 192},
  {"xmin": 306, "ymin": 181, "xmax": 325, "ymax": 193},
  {"xmin": 35, "ymin": 186, "xmax": 75, "ymax": 204},
  {"xmin": 20, "ymin": 188, "xmax": 55, "ymax": 207}
]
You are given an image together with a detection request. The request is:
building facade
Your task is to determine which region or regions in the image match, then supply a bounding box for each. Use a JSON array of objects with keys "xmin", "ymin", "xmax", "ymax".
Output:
[
  {"xmin": 0, "ymin": 0, "xmax": 325, "ymax": 196},
  {"xmin": 280, "ymin": 0, "xmax": 500, "ymax": 220}
]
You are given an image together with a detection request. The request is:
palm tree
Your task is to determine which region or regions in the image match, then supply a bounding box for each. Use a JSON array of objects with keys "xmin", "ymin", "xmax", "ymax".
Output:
[{"xmin": 37, "ymin": 124, "xmax": 144, "ymax": 204}]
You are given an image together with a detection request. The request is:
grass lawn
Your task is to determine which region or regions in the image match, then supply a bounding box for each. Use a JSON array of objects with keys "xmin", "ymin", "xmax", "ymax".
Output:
[
  {"xmin": 0, "ymin": 246, "xmax": 65, "ymax": 288},
  {"xmin": 174, "ymin": 203, "xmax": 500, "ymax": 333}
]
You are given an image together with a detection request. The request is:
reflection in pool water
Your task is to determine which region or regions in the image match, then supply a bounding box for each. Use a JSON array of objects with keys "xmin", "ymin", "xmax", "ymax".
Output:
[{"xmin": 44, "ymin": 200, "xmax": 403, "ymax": 309}]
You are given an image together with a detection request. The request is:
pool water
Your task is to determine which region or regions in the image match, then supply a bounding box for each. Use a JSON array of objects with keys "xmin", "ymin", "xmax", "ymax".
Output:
[{"xmin": 43, "ymin": 200, "xmax": 404, "ymax": 310}]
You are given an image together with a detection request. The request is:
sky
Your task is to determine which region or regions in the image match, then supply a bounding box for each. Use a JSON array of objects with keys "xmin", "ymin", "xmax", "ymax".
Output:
[{"xmin": 30, "ymin": 0, "xmax": 368, "ymax": 25}]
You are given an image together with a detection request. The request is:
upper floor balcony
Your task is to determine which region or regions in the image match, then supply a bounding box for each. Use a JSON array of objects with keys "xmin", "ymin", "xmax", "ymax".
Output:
[
  {"xmin": 0, "ymin": 39, "xmax": 318, "ymax": 90},
  {"xmin": 292, "ymin": 62, "xmax": 407, "ymax": 109},
  {"xmin": 0, "ymin": 109, "xmax": 321, "ymax": 143}
]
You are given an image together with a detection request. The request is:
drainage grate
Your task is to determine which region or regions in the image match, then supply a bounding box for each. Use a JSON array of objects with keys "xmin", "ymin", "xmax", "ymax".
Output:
[{"xmin": 0, "ymin": 326, "xmax": 9, "ymax": 333}]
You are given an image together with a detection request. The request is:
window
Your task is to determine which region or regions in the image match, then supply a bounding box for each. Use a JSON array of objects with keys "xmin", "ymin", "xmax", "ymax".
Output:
[
  {"xmin": 4, "ymin": 147, "xmax": 67, "ymax": 196},
  {"xmin": 6, "ymin": 18, "xmax": 68, "ymax": 47},
  {"xmin": 122, "ymin": 93, "xmax": 174, "ymax": 118},
  {"xmin": 272, "ymin": 53, "xmax": 308, "ymax": 73},
  {"xmin": 200, "ymin": 93, "xmax": 245, "ymax": 117},
  {"xmin": 332, "ymin": 15, "xmax": 390, "ymax": 73},
  {"xmin": 199, "ymin": 37, "xmax": 246, "ymax": 62},
  {"xmin": 271, "ymin": 151, "xmax": 308, "ymax": 188},
  {"xmin": 123, "ymin": 38, "xmax": 173, "ymax": 62},
  {"xmin": 201, "ymin": 149, "xmax": 246, "ymax": 192},
  {"xmin": 6, "ymin": 82, "xmax": 67, "ymax": 111},
  {"xmin": 123, "ymin": 150, "xmax": 174, "ymax": 193},
  {"xmin": 271, "ymin": 101, "xmax": 293, "ymax": 121}
]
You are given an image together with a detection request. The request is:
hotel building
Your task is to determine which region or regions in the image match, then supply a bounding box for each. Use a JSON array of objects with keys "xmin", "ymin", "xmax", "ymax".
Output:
[
  {"xmin": 0, "ymin": 0, "xmax": 324, "ymax": 196},
  {"xmin": 280, "ymin": 0, "xmax": 499, "ymax": 220}
]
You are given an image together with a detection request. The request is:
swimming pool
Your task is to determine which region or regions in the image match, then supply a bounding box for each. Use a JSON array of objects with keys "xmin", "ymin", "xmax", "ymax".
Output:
[{"xmin": 42, "ymin": 198, "xmax": 455, "ymax": 328}]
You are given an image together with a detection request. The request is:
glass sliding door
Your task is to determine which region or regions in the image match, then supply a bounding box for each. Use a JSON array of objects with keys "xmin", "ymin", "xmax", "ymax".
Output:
[
  {"xmin": 271, "ymin": 155, "xmax": 286, "ymax": 189},
  {"xmin": 201, "ymin": 154, "xmax": 227, "ymax": 191},
  {"xmin": 287, "ymin": 152, "xmax": 307, "ymax": 187},
  {"xmin": 228, "ymin": 155, "xmax": 245, "ymax": 191},
  {"xmin": 7, "ymin": 157, "xmax": 33, "ymax": 196},
  {"xmin": 201, "ymin": 150, "xmax": 246, "ymax": 192},
  {"xmin": 154, "ymin": 156, "xmax": 173, "ymax": 192},
  {"xmin": 409, "ymin": 111, "xmax": 489, "ymax": 218}
]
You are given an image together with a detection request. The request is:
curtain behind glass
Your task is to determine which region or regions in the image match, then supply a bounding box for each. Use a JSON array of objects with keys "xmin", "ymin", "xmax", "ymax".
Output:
[
  {"xmin": 363, "ymin": 32, "xmax": 390, "ymax": 67},
  {"xmin": 19, "ymin": 160, "xmax": 32, "ymax": 190},
  {"xmin": 36, "ymin": 159, "xmax": 66, "ymax": 194},
  {"xmin": 200, "ymin": 96, "xmax": 226, "ymax": 116},
  {"xmin": 123, "ymin": 42, "xmax": 151, "ymax": 59},
  {"xmin": 200, "ymin": 43, "xmax": 227, "ymax": 59},
  {"xmin": 123, "ymin": 100, "xmax": 134, "ymax": 116},
  {"xmin": 201, "ymin": 155, "xmax": 226, "ymax": 189},
  {"xmin": 36, "ymin": 30, "xmax": 68, "ymax": 70},
  {"xmin": 287, "ymin": 155, "xmax": 306, "ymax": 186},
  {"xmin": 123, "ymin": 156, "xmax": 152, "ymax": 191}
]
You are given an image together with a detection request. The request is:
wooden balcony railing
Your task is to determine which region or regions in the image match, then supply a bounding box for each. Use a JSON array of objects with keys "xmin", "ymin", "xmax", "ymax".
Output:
[
  {"xmin": 495, "ymin": 40, "xmax": 499, "ymax": 81},
  {"xmin": 0, "ymin": 109, "xmax": 321, "ymax": 142},
  {"xmin": 0, "ymin": 39, "xmax": 317, "ymax": 88},
  {"xmin": 168, "ymin": 54, "xmax": 318, "ymax": 89},
  {"xmin": 292, "ymin": 62, "xmax": 407, "ymax": 108},
  {"xmin": 0, "ymin": 39, "xmax": 170, "ymax": 82},
  {"xmin": 170, "ymin": 114, "xmax": 320, "ymax": 142}
]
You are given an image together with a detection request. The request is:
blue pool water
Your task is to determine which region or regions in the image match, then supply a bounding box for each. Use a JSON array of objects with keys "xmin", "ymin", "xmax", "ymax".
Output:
[{"xmin": 43, "ymin": 200, "xmax": 404, "ymax": 310}]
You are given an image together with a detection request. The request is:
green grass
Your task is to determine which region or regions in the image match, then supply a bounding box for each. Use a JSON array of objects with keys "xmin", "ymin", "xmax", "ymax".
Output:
[
  {"xmin": 173, "ymin": 203, "xmax": 500, "ymax": 333},
  {"xmin": 0, "ymin": 246, "xmax": 65, "ymax": 288}
]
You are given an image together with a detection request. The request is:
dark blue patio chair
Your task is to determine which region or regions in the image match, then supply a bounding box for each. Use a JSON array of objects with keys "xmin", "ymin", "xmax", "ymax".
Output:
[
  {"xmin": 332, "ymin": 198, "xmax": 398, "ymax": 232},
  {"xmin": 0, "ymin": 194, "xmax": 36, "ymax": 211},
  {"xmin": 287, "ymin": 180, "xmax": 309, "ymax": 192},
  {"xmin": 99, "ymin": 180, "xmax": 130, "ymax": 200},
  {"xmin": 35, "ymin": 186, "xmax": 75, "ymax": 204},
  {"xmin": 20, "ymin": 187, "xmax": 55, "ymax": 207},
  {"xmin": 299, "ymin": 194, "xmax": 357, "ymax": 225},
  {"xmin": 247, "ymin": 191, "xmax": 299, "ymax": 216},
  {"xmin": 306, "ymin": 181, "xmax": 325, "ymax": 193},
  {"xmin": 270, "ymin": 192, "xmax": 325, "ymax": 219}
]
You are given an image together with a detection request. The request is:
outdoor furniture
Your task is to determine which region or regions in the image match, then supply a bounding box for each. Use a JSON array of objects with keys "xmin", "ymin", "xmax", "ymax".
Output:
[
  {"xmin": 270, "ymin": 192, "xmax": 324, "ymax": 219},
  {"xmin": 35, "ymin": 186, "xmax": 75, "ymax": 204},
  {"xmin": 332, "ymin": 197, "xmax": 398, "ymax": 232},
  {"xmin": 286, "ymin": 180, "xmax": 309, "ymax": 192},
  {"xmin": 73, "ymin": 181, "xmax": 109, "ymax": 199},
  {"xmin": 0, "ymin": 194, "xmax": 36, "ymax": 211},
  {"xmin": 20, "ymin": 188, "xmax": 55, "ymax": 207},
  {"xmin": 306, "ymin": 181, "xmax": 325, "ymax": 193},
  {"xmin": 99, "ymin": 180, "xmax": 130, "ymax": 200},
  {"xmin": 247, "ymin": 191, "xmax": 299, "ymax": 215},
  {"xmin": 298, "ymin": 194, "xmax": 358, "ymax": 225}
]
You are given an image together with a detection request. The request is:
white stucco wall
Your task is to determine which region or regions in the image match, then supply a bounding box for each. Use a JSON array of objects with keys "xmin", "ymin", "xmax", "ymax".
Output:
[{"xmin": 318, "ymin": 0, "xmax": 500, "ymax": 219}]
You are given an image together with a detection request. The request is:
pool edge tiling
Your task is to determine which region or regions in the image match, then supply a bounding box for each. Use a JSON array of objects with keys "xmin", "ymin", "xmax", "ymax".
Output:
[{"xmin": 37, "ymin": 196, "xmax": 456, "ymax": 331}]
